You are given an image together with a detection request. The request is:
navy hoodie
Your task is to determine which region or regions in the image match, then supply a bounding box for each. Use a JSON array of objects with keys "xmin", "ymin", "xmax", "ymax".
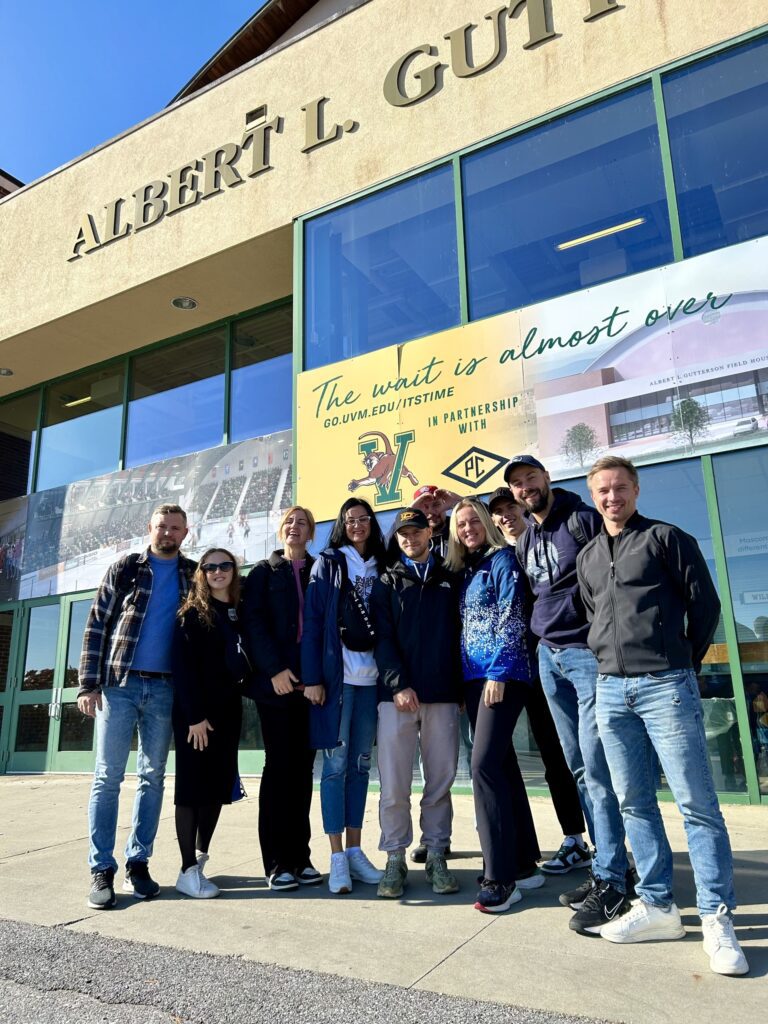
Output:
[{"xmin": 515, "ymin": 488, "xmax": 601, "ymax": 649}]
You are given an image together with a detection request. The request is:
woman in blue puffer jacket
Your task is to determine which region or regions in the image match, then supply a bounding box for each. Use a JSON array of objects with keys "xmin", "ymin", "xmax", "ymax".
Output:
[{"xmin": 446, "ymin": 497, "xmax": 540, "ymax": 914}]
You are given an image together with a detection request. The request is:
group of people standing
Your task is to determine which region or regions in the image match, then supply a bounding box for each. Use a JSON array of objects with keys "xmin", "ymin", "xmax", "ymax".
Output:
[{"xmin": 76, "ymin": 451, "xmax": 749, "ymax": 979}]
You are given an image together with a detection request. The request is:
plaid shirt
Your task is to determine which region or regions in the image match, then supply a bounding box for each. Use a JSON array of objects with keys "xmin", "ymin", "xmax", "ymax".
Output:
[{"xmin": 78, "ymin": 547, "xmax": 197, "ymax": 695}]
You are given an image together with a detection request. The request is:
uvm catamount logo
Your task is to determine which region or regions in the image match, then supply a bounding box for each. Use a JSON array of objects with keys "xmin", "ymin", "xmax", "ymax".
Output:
[{"xmin": 348, "ymin": 430, "xmax": 418, "ymax": 506}]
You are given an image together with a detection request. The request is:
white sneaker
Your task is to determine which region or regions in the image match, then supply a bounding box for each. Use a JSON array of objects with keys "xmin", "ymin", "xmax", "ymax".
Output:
[
  {"xmin": 328, "ymin": 852, "xmax": 352, "ymax": 894},
  {"xmin": 195, "ymin": 851, "xmax": 220, "ymax": 897},
  {"xmin": 516, "ymin": 868, "xmax": 546, "ymax": 890},
  {"xmin": 346, "ymin": 847, "xmax": 384, "ymax": 884},
  {"xmin": 701, "ymin": 904, "xmax": 749, "ymax": 976},
  {"xmin": 601, "ymin": 900, "xmax": 685, "ymax": 943},
  {"xmin": 175, "ymin": 865, "xmax": 219, "ymax": 899}
]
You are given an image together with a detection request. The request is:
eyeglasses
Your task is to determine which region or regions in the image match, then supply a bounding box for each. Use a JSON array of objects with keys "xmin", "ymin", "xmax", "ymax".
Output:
[
  {"xmin": 202, "ymin": 561, "xmax": 235, "ymax": 574},
  {"xmin": 344, "ymin": 516, "xmax": 371, "ymax": 526}
]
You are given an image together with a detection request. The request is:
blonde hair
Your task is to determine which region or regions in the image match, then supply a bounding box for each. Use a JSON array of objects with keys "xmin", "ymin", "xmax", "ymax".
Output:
[
  {"xmin": 278, "ymin": 505, "xmax": 316, "ymax": 542},
  {"xmin": 445, "ymin": 498, "xmax": 506, "ymax": 572},
  {"xmin": 587, "ymin": 455, "xmax": 639, "ymax": 488},
  {"xmin": 179, "ymin": 547, "xmax": 241, "ymax": 628}
]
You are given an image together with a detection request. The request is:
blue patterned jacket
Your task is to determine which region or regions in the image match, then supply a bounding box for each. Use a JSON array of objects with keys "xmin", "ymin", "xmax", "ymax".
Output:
[{"xmin": 460, "ymin": 546, "xmax": 533, "ymax": 685}]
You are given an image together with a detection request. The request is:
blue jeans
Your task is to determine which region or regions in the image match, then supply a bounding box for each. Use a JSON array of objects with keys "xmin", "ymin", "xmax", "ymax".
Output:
[
  {"xmin": 88, "ymin": 672, "xmax": 174, "ymax": 872},
  {"xmin": 596, "ymin": 669, "xmax": 736, "ymax": 917},
  {"xmin": 538, "ymin": 644, "xmax": 628, "ymax": 888},
  {"xmin": 320, "ymin": 683, "xmax": 378, "ymax": 835}
]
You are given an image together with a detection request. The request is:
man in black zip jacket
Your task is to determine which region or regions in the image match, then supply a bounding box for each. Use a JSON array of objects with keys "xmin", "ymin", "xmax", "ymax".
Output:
[
  {"xmin": 577, "ymin": 456, "xmax": 748, "ymax": 975},
  {"xmin": 369, "ymin": 507, "xmax": 462, "ymax": 900},
  {"xmin": 507, "ymin": 455, "xmax": 630, "ymax": 935}
]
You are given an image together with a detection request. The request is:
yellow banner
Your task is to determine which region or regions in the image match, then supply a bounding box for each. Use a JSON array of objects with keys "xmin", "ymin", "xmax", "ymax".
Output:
[{"xmin": 296, "ymin": 315, "xmax": 535, "ymax": 521}]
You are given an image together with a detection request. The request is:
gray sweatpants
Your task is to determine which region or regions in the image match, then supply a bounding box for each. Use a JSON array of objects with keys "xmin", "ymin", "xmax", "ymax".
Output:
[{"xmin": 377, "ymin": 701, "xmax": 459, "ymax": 853}]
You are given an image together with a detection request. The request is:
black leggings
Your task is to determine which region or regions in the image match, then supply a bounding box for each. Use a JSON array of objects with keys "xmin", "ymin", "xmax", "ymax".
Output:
[
  {"xmin": 175, "ymin": 803, "xmax": 223, "ymax": 871},
  {"xmin": 465, "ymin": 680, "xmax": 540, "ymax": 885}
]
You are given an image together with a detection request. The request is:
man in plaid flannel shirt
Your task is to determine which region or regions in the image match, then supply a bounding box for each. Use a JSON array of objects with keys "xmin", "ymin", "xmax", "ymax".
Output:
[{"xmin": 77, "ymin": 504, "xmax": 196, "ymax": 909}]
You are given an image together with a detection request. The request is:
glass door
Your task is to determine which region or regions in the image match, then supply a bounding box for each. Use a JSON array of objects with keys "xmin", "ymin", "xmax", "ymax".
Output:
[
  {"xmin": 7, "ymin": 599, "xmax": 62, "ymax": 772},
  {"xmin": 48, "ymin": 594, "xmax": 97, "ymax": 771},
  {"xmin": 0, "ymin": 607, "xmax": 22, "ymax": 772}
]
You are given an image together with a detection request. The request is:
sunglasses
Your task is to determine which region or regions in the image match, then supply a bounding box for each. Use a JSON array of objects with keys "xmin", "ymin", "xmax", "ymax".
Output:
[{"xmin": 202, "ymin": 560, "xmax": 235, "ymax": 574}]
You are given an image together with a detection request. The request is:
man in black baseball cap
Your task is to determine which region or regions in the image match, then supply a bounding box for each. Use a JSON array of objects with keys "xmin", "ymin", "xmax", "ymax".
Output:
[
  {"xmin": 506, "ymin": 454, "xmax": 631, "ymax": 936},
  {"xmin": 369, "ymin": 507, "xmax": 462, "ymax": 900}
]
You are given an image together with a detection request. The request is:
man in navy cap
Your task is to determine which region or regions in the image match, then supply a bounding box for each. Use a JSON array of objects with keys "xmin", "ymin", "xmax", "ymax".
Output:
[
  {"xmin": 370, "ymin": 507, "xmax": 462, "ymax": 899},
  {"xmin": 506, "ymin": 455, "xmax": 631, "ymax": 935}
]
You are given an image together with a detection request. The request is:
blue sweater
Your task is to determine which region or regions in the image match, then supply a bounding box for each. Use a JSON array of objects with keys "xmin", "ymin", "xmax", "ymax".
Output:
[{"xmin": 460, "ymin": 547, "xmax": 532, "ymax": 685}]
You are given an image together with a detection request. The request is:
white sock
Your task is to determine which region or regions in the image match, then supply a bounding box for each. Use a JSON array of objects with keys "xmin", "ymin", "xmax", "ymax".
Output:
[{"xmin": 345, "ymin": 846, "xmax": 361, "ymax": 856}]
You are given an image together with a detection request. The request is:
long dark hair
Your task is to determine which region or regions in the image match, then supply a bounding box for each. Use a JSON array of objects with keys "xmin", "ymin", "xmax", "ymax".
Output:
[
  {"xmin": 179, "ymin": 547, "xmax": 241, "ymax": 627},
  {"xmin": 328, "ymin": 497, "xmax": 386, "ymax": 566}
]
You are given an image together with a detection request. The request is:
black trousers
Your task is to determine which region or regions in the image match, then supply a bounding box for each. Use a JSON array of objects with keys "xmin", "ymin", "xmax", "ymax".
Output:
[
  {"xmin": 256, "ymin": 695, "xmax": 316, "ymax": 876},
  {"xmin": 465, "ymin": 680, "xmax": 540, "ymax": 885},
  {"xmin": 525, "ymin": 679, "xmax": 586, "ymax": 837}
]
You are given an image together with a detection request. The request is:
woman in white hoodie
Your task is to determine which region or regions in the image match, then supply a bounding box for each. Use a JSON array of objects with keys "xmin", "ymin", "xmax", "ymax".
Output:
[{"xmin": 301, "ymin": 498, "xmax": 387, "ymax": 895}]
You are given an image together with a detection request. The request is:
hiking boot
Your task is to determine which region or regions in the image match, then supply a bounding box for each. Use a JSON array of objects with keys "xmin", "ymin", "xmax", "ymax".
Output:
[
  {"xmin": 601, "ymin": 900, "xmax": 685, "ymax": 943},
  {"xmin": 701, "ymin": 904, "xmax": 749, "ymax": 976},
  {"xmin": 88, "ymin": 868, "xmax": 116, "ymax": 909},
  {"xmin": 540, "ymin": 837, "xmax": 592, "ymax": 875},
  {"xmin": 377, "ymin": 852, "xmax": 408, "ymax": 898},
  {"xmin": 411, "ymin": 843, "xmax": 451, "ymax": 863},
  {"xmin": 122, "ymin": 860, "xmax": 160, "ymax": 899},
  {"xmin": 346, "ymin": 847, "xmax": 383, "ymax": 884},
  {"xmin": 474, "ymin": 880, "xmax": 521, "ymax": 914},
  {"xmin": 569, "ymin": 879, "xmax": 629, "ymax": 935},
  {"xmin": 328, "ymin": 852, "xmax": 352, "ymax": 894},
  {"xmin": 559, "ymin": 870, "xmax": 596, "ymax": 909},
  {"xmin": 425, "ymin": 852, "xmax": 458, "ymax": 895}
]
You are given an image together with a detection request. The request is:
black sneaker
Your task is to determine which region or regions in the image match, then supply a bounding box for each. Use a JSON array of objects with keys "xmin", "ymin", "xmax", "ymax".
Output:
[
  {"xmin": 569, "ymin": 879, "xmax": 629, "ymax": 935},
  {"xmin": 474, "ymin": 880, "xmax": 521, "ymax": 914},
  {"xmin": 540, "ymin": 837, "xmax": 593, "ymax": 875},
  {"xmin": 88, "ymin": 868, "xmax": 116, "ymax": 909},
  {"xmin": 268, "ymin": 868, "xmax": 299, "ymax": 891},
  {"xmin": 123, "ymin": 860, "xmax": 160, "ymax": 899},
  {"xmin": 295, "ymin": 864, "xmax": 323, "ymax": 886},
  {"xmin": 559, "ymin": 869, "xmax": 596, "ymax": 909}
]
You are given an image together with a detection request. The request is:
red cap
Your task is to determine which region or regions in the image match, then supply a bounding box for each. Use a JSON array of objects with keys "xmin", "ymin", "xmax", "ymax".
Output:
[{"xmin": 413, "ymin": 485, "xmax": 438, "ymax": 502}]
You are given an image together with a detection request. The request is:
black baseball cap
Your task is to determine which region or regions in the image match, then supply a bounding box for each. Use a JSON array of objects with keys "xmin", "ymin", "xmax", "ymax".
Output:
[
  {"xmin": 503, "ymin": 455, "xmax": 546, "ymax": 483},
  {"xmin": 393, "ymin": 507, "xmax": 430, "ymax": 532},
  {"xmin": 488, "ymin": 487, "xmax": 518, "ymax": 511}
]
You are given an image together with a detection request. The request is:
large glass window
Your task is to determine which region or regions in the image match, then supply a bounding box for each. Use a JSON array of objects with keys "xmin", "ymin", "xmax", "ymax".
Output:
[
  {"xmin": 712, "ymin": 446, "xmax": 768, "ymax": 796},
  {"xmin": 462, "ymin": 85, "xmax": 673, "ymax": 321},
  {"xmin": 559, "ymin": 460, "xmax": 747, "ymax": 793},
  {"xmin": 36, "ymin": 368, "xmax": 124, "ymax": 492},
  {"xmin": 303, "ymin": 166, "xmax": 460, "ymax": 369},
  {"xmin": 126, "ymin": 331, "xmax": 225, "ymax": 468},
  {"xmin": 21, "ymin": 603, "xmax": 60, "ymax": 692},
  {"xmin": 664, "ymin": 36, "xmax": 768, "ymax": 258},
  {"xmin": 0, "ymin": 391, "xmax": 39, "ymax": 500},
  {"xmin": 231, "ymin": 307, "xmax": 292, "ymax": 442}
]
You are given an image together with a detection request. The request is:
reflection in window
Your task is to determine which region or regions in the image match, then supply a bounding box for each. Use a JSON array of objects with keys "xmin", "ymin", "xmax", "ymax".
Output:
[
  {"xmin": 664, "ymin": 36, "xmax": 768, "ymax": 258},
  {"xmin": 304, "ymin": 165, "xmax": 460, "ymax": 369},
  {"xmin": 713, "ymin": 447, "xmax": 768, "ymax": 794},
  {"xmin": 462, "ymin": 85, "xmax": 673, "ymax": 321},
  {"xmin": 65, "ymin": 600, "xmax": 92, "ymax": 689},
  {"xmin": 58, "ymin": 702, "xmax": 95, "ymax": 752},
  {"xmin": 0, "ymin": 391, "xmax": 39, "ymax": 500},
  {"xmin": 231, "ymin": 307, "xmax": 292, "ymax": 442},
  {"xmin": 126, "ymin": 331, "xmax": 225, "ymax": 468},
  {"xmin": 0, "ymin": 611, "xmax": 13, "ymax": 693},
  {"xmin": 37, "ymin": 368, "xmax": 124, "ymax": 491},
  {"xmin": 561, "ymin": 459, "xmax": 746, "ymax": 793},
  {"xmin": 239, "ymin": 700, "xmax": 263, "ymax": 750},
  {"xmin": 15, "ymin": 704, "xmax": 49, "ymax": 751},
  {"xmin": 21, "ymin": 604, "xmax": 60, "ymax": 691}
]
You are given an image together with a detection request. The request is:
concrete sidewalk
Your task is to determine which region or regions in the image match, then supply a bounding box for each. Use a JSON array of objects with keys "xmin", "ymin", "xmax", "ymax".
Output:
[{"xmin": 0, "ymin": 775, "xmax": 765, "ymax": 1024}]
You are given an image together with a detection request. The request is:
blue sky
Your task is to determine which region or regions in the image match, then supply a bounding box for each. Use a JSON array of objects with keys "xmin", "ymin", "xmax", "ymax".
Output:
[{"xmin": 1, "ymin": 1, "xmax": 266, "ymax": 184}]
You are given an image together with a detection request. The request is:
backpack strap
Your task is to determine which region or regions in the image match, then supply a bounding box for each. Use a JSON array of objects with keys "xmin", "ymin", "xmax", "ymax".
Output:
[{"xmin": 566, "ymin": 509, "xmax": 590, "ymax": 549}]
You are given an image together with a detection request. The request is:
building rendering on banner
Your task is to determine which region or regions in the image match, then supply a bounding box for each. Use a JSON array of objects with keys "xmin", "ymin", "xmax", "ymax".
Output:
[{"xmin": 0, "ymin": 0, "xmax": 766, "ymax": 802}]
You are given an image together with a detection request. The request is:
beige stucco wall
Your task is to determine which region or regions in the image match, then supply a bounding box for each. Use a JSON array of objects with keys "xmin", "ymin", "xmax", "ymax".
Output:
[{"xmin": 0, "ymin": 0, "xmax": 766, "ymax": 394}]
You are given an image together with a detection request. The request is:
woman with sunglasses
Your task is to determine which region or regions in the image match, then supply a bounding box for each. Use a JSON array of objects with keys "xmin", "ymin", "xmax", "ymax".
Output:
[
  {"xmin": 242, "ymin": 505, "xmax": 320, "ymax": 892},
  {"xmin": 445, "ymin": 498, "xmax": 540, "ymax": 914},
  {"xmin": 172, "ymin": 548, "xmax": 251, "ymax": 898},
  {"xmin": 301, "ymin": 497, "xmax": 386, "ymax": 895}
]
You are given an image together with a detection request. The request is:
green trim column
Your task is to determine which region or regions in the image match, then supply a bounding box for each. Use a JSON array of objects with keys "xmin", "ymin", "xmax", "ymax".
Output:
[
  {"xmin": 29, "ymin": 387, "xmax": 45, "ymax": 494},
  {"xmin": 452, "ymin": 155, "xmax": 470, "ymax": 325},
  {"xmin": 118, "ymin": 355, "xmax": 130, "ymax": 471},
  {"xmin": 651, "ymin": 73, "xmax": 685, "ymax": 263},
  {"xmin": 701, "ymin": 455, "xmax": 761, "ymax": 804},
  {"xmin": 223, "ymin": 321, "xmax": 233, "ymax": 446}
]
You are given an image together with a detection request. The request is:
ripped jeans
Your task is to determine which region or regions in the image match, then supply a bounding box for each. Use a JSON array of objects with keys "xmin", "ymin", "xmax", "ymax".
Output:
[{"xmin": 320, "ymin": 683, "xmax": 378, "ymax": 835}]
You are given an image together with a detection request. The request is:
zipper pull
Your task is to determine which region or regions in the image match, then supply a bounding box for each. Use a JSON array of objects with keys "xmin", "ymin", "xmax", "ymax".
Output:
[{"xmin": 610, "ymin": 561, "xmax": 615, "ymax": 579}]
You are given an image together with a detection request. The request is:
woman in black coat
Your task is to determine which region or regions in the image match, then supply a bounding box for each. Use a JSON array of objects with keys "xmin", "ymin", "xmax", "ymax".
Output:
[
  {"xmin": 173, "ymin": 547, "xmax": 250, "ymax": 899},
  {"xmin": 242, "ymin": 505, "xmax": 319, "ymax": 892}
]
